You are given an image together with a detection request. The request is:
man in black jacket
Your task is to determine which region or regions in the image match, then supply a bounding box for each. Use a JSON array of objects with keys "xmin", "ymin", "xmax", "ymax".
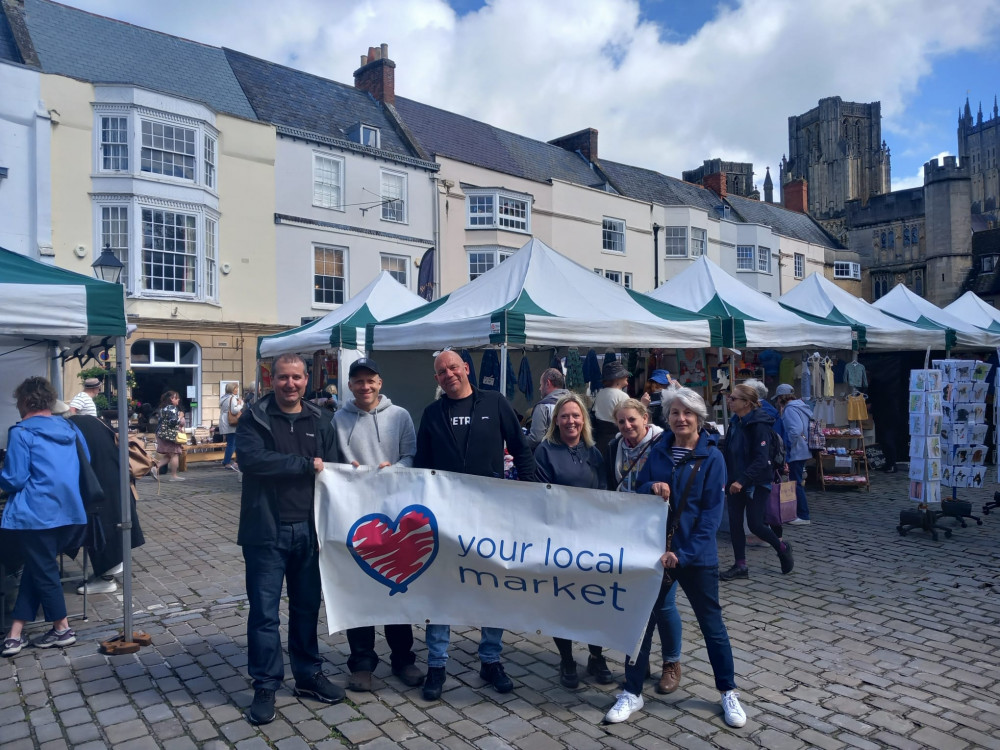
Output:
[
  {"xmin": 415, "ymin": 349, "xmax": 536, "ymax": 701},
  {"xmin": 236, "ymin": 354, "xmax": 345, "ymax": 725}
]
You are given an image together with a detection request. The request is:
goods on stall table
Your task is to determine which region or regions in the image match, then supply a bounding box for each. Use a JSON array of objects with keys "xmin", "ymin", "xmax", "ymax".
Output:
[{"xmin": 817, "ymin": 428, "xmax": 870, "ymax": 492}]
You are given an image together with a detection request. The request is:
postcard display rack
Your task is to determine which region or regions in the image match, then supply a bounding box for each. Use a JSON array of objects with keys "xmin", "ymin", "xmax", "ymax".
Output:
[{"xmin": 898, "ymin": 360, "xmax": 989, "ymax": 540}]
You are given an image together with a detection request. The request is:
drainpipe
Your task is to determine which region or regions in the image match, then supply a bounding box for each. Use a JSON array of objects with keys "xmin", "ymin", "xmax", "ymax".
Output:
[{"xmin": 652, "ymin": 223, "xmax": 661, "ymax": 288}]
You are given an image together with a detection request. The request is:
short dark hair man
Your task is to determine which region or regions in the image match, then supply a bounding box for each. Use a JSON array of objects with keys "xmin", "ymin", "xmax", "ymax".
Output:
[
  {"xmin": 332, "ymin": 357, "xmax": 423, "ymax": 693},
  {"xmin": 414, "ymin": 349, "xmax": 536, "ymax": 701},
  {"xmin": 236, "ymin": 353, "xmax": 345, "ymax": 725},
  {"xmin": 526, "ymin": 367, "xmax": 569, "ymax": 448}
]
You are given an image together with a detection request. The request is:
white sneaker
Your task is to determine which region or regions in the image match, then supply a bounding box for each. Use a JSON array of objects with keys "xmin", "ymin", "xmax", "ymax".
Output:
[
  {"xmin": 788, "ymin": 518, "xmax": 811, "ymax": 526},
  {"xmin": 108, "ymin": 563, "xmax": 124, "ymax": 576},
  {"xmin": 77, "ymin": 576, "xmax": 118, "ymax": 595},
  {"xmin": 721, "ymin": 690, "xmax": 746, "ymax": 727},
  {"xmin": 604, "ymin": 691, "xmax": 644, "ymax": 723}
]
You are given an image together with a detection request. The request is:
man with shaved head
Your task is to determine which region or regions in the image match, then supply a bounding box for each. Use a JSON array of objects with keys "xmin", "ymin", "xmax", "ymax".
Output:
[{"xmin": 414, "ymin": 349, "xmax": 536, "ymax": 701}]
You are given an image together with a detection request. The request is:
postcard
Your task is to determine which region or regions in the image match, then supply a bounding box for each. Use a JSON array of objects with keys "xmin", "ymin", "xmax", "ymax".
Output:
[
  {"xmin": 927, "ymin": 459, "xmax": 941, "ymax": 482},
  {"xmin": 941, "ymin": 464, "xmax": 952, "ymax": 484},
  {"xmin": 955, "ymin": 361, "xmax": 975, "ymax": 381},
  {"xmin": 942, "ymin": 402, "xmax": 953, "ymax": 421},
  {"xmin": 925, "ymin": 369, "xmax": 943, "ymax": 391},
  {"xmin": 926, "ymin": 482, "xmax": 942, "ymax": 504},
  {"xmin": 909, "ymin": 393, "xmax": 925, "ymax": 413},
  {"xmin": 951, "ymin": 423, "xmax": 968, "ymax": 443},
  {"xmin": 909, "ymin": 436, "xmax": 926, "ymax": 458},
  {"xmin": 908, "ymin": 458, "xmax": 925, "ymax": 480},
  {"xmin": 926, "ymin": 392, "xmax": 942, "ymax": 415},
  {"xmin": 926, "ymin": 415, "xmax": 942, "ymax": 436},
  {"xmin": 973, "ymin": 361, "xmax": 991, "ymax": 382},
  {"xmin": 970, "ymin": 465, "xmax": 987, "ymax": 488},
  {"xmin": 909, "ymin": 370, "xmax": 928, "ymax": 392},
  {"xmin": 955, "ymin": 382, "xmax": 973, "ymax": 402},
  {"xmin": 972, "ymin": 403, "xmax": 987, "ymax": 424},
  {"xmin": 970, "ymin": 444, "xmax": 987, "ymax": 464},
  {"xmin": 971, "ymin": 381, "xmax": 989, "ymax": 402},
  {"xmin": 908, "ymin": 413, "xmax": 925, "ymax": 436},
  {"xmin": 926, "ymin": 436, "xmax": 941, "ymax": 458},
  {"xmin": 909, "ymin": 480, "xmax": 924, "ymax": 503},
  {"xmin": 953, "ymin": 466, "xmax": 970, "ymax": 487},
  {"xmin": 953, "ymin": 445, "xmax": 971, "ymax": 465},
  {"xmin": 971, "ymin": 423, "xmax": 988, "ymax": 443}
]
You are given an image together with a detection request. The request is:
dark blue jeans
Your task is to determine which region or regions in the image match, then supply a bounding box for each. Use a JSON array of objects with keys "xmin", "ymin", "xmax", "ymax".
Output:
[
  {"xmin": 243, "ymin": 521, "xmax": 322, "ymax": 690},
  {"xmin": 623, "ymin": 566, "xmax": 736, "ymax": 695},
  {"xmin": 11, "ymin": 526, "xmax": 77, "ymax": 623},
  {"xmin": 787, "ymin": 460, "xmax": 809, "ymax": 520},
  {"xmin": 223, "ymin": 433, "xmax": 237, "ymax": 466}
]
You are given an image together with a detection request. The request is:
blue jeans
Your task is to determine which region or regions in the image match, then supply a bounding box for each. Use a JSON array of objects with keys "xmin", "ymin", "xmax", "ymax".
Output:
[
  {"xmin": 623, "ymin": 567, "xmax": 736, "ymax": 695},
  {"xmin": 425, "ymin": 624, "xmax": 503, "ymax": 668},
  {"xmin": 223, "ymin": 433, "xmax": 237, "ymax": 466},
  {"xmin": 788, "ymin": 460, "xmax": 809, "ymax": 520},
  {"xmin": 11, "ymin": 526, "xmax": 77, "ymax": 623},
  {"xmin": 243, "ymin": 521, "xmax": 322, "ymax": 690},
  {"xmin": 655, "ymin": 578, "xmax": 682, "ymax": 663}
]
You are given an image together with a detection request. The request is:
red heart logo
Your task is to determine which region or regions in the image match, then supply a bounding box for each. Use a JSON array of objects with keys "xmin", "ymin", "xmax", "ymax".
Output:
[{"xmin": 347, "ymin": 505, "xmax": 438, "ymax": 595}]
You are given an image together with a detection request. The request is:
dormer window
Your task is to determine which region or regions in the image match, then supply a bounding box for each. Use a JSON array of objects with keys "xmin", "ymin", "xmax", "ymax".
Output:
[{"xmin": 361, "ymin": 125, "xmax": 380, "ymax": 148}]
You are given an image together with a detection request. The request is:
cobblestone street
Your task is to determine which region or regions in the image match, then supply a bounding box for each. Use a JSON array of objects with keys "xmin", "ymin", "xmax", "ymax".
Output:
[{"xmin": 1, "ymin": 465, "xmax": 999, "ymax": 749}]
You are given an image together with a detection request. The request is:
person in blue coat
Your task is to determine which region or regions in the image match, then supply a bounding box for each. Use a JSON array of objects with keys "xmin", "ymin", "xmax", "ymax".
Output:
[
  {"xmin": 776, "ymin": 384, "xmax": 812, "ymax": 524},
  {"xmin": 1, "ymin": 377, "xmax": 88, "ymax": 657},
  {"xmin": 603, "ymin": 388, "xmax": 746, "ymax": 729}
]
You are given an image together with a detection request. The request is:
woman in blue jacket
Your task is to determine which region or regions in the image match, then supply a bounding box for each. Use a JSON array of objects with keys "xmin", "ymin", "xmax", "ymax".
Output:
[
  {"xmin": 604, "ymin": 388, "xmax": 746, "ymax": 729},
  {"xmin": 1, "ymin": 377, "xmax": 88, "ymax": 656},
  {"xmin": 776, "ymin": 385, "xmax": 813, "ymax": 524}
]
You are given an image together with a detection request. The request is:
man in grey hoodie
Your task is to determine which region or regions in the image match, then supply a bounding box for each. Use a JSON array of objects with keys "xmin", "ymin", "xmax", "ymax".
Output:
[
  {"xmin": 526, "ymin": 368, "xmax": 570, "ymax": 448},
  {"xmin": 332, "ymin": 358, "xmax": 422, "ymax": 693}
]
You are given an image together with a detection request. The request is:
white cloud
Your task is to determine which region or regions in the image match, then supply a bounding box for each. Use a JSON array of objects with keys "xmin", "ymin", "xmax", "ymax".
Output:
[
  {"xmin": 893, "ymin": 151, "xmax": 954, "ymax": 191},
  {"xmin": 61, "ymin": 0, "xmax": 1000, "ymax": 188}
]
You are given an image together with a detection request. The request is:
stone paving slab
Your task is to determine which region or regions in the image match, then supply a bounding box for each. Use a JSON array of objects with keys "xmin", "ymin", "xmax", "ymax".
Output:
[{"xmin": 2, "ymin": 464, "xmax": 999, "ymax": 747}]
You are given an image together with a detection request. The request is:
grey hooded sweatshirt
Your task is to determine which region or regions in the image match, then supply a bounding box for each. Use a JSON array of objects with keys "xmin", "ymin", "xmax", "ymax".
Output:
[{"xmin": 332, "ymin": 395, "xmax": 417, "ymax": 467}]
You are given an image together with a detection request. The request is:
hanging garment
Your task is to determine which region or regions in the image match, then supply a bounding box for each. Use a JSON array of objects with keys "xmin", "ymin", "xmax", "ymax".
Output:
[
  {"xmin": 847, "ymin": 394, "xmax": 869, "ymax": 421},
  {"xmin": 583, "ymin": 349, "xmax": 602, "ymax": 392},
  {"xmin": 478, "ymin": 349, "xmax": 501, "ymax": 391},
  {"xmin": 518, "ymin": 355, "xmax": 533, "ymax": 402},
  {"xmin": 759, "ymin": 349, "xmax": 782, "ymax": 377},
  {"xmin": 810, "ymin": 359, "xmax": 823, "ymax": 398},
  {"xmin": 779, "ymin": 357, "xmax": 796, "ymax": 386},
  {"xmin": 460, "ymin": 349, "xmax": 477, "ymax": 385},
  {"xmin": 832, "ymin": 358, "xmax": 847, "ymax": 384},
  {"xmin": 548, "ymin": 349, "xmax": 561, "ymax": 369},
  {"xmin": 845, "ymin": 361, "xmax": 868, "ymax": 388},
  {"xmin": 824, "ymin": 359, "xmax": 835, "ymax": 398},
  {"xmin": 566, "ymin": 348, "xmax": 586, "ymax": 393},
  {"xmin": 800, "ymin": 359, "xmax": 812, "ymax": 400},
  {"xmin": 505, "ymin": 353, "xmax": 518, "ymax": 400}
]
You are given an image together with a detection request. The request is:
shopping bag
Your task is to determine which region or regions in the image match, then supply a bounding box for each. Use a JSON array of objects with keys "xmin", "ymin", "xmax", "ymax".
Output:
[{"xmin": 766, "ymin": 481, "xmax": 797, "ymax": 525}]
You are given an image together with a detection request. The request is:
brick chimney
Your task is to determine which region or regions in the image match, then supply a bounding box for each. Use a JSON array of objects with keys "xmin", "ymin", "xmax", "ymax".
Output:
[
  {"xmin": 703, "ymin": 171, "xmax": 726, "ymax": 198},
  {"xmin": 548, "ymin": 128, "xmax": 599, "ymax": 161},
  {"xmin": 354, "ymin": 43, "xmax": 395, "ymax": 105},
  {"xmin": 783, "ymin": 178, "xmax": 808, "ymax": 213}
]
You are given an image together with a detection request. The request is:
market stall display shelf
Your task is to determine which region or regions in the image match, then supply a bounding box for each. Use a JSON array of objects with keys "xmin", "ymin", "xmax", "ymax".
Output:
[{"xmin": 816, "ymin": 428, "xmax": 870, "ymax": 492}]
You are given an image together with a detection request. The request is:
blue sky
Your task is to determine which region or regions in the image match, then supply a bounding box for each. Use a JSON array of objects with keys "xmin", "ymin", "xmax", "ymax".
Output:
[{"xmin": 58, "ymin": 0, "xmax": 1000, "ymax": 193}]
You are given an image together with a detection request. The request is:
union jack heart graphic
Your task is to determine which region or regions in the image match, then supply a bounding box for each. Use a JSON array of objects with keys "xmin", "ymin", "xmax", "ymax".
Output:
[{"xmin": 347, "ymin": 505, "xmax": 439, "ymax": 595}]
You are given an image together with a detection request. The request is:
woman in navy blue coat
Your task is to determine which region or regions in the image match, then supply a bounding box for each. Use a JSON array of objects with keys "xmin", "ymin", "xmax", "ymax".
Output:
[{"xmin": 603, "ymin": 388, "xmax": 746, "ymax": 729}]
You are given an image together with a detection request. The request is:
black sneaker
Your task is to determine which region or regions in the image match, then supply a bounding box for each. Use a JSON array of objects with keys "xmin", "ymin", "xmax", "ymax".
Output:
[
  {"xmin": 778, "ymin": 541, "xmax": 794, "ymax": 574},
  {"xmin": 294, "ymin": 672, "xmax": 345, "ymax": 704},
  {"xmin": 587, "ymin": 653, "xmax": 614, "ymax": 684},
  {"xmin": 32, "ymin": 627, "xmax": 76, "ymax": 649},
  {"xmin": 2, "ymin": 635, "xmax": 29, "ymax": 657},
  {"xmin": 422, "ymin": 665, "xmax": 446, "ymax": 701},
  {"xmin": 479, "ymin": 661, "xmax": 513, "ymax": 693},
  {"xmin": 719, "ymin": 565, "xmax": 749, "ymax": 581},
  {"xmin": 244, "ymin": 688, "xmax": 276, "ymax": 725},
  {"xmin": 559, "ymin": 659, "xmax": 579, "ymax": 689}
]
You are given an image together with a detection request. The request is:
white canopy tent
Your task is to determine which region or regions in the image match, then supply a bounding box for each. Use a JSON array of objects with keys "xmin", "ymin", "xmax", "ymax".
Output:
[
  {"xmin": 257, "ymin": 271, "xmax": 428, "ymax": 395},
  {"xmin": 943, "ymin": 291, "xmax": 1000, "ymax": 335},
  {"xmin": 648, "ymin": 256, "xmax": 855, "ymax": 350},
  {"xmin": 872, "ymin": 284, "xmax": 1000, "ymax": 350},
  {"xmin": 779, "ymin": 273, "xmax": 946, "ymax": 351}
]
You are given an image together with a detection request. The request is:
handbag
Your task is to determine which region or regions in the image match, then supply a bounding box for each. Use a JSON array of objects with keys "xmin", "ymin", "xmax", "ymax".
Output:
[
  {"xmin": 807, "ymin": 418, "xmax": 826, "ymax": 450},
  {"xmin": 226, "ymin": 395, "xmax": 241, "ymax": 426},
  {"xmin": 663, "ymin": 457, "xmax": 705, "ymax": 584},
  {"xmin": 766, "ymin": 480, "xmax": 797, "ymax": 525},
  {"xmin": 175, "ymin": 432, "xmax": 189, "ymax": 445}
]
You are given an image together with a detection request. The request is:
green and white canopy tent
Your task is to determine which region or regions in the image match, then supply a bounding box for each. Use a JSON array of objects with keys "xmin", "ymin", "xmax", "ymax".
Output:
[
  {"xmin": 779, "ymin": 272, "xmax": 945, "ymax": 351},
  {"xmin": 943, "ymin": 291, "xmax": 1000, "ymax": 334},
  {"xmin": 872, "ymin": 283, "xmax": 1000, "ymax": 350},
  {"xmin": 368, "ymin": 238, "xmax": 714, "ymax": 353},
  {"xmin": 1, "ymin": 246, "xmax": 128, "ymax": 442},
  {"xmin": 647, "ymin": 256, "xmax": 855, "ymax": 350},
  {"xmin": 257, "ymin": 271, "xmax": 428, "ymax": 394}
]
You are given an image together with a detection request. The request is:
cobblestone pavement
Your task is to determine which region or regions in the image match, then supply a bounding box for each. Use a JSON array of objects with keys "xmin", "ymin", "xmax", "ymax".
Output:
[{"xmin": 1, "ymin": 464, "xmax": 999, "ymax": 749}]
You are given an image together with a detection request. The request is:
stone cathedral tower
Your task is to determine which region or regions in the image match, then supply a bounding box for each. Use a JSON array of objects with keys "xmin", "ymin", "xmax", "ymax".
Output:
[{"xmin": 781, "ymin": 97, "xmax": 891, "ymax": 243}]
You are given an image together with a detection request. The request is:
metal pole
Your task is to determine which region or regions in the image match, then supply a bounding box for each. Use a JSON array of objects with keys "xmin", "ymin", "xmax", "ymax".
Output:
[
  {"xmin": 115, "ymin": 336, "xmax": 133, "ymax": 641},
  {"xmin": 499, "ymin": 343, "xmax": 508, "ymax": 398}
]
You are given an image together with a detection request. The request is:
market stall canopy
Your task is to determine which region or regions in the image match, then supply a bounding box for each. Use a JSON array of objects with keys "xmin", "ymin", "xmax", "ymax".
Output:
[
  {"xmin": 257, "ymin": 271, "xmax": 428, "ymax": 358},
  {"xmin": 648, "ymin": 256, "xmax": 854, "ymax": 349},
  {"xmin": 943, "ymin": 291, "xmax": 1000, "ymax": 334},
  {"xmin": 0, "ymin": 245, "xmax": 127, "ymax": 347},
  {"xmin": 872, "ymin": 284, "xmax": 1000, "ymax": 350},
  {"xmin": 368, "ymin": 238, "xmax": 714, "ymax": 351},
  {"xmin": 778, "ymin": 272, "xmax": 945, "ymax": 351}
]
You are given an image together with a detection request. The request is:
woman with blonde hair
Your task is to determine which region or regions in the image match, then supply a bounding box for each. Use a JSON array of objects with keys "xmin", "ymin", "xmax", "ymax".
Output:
[
  {"xmin": 219, "ymin": 382, "xmax": 243, "ymax": 472},
  {"xmin": 533, "ymin": 392, "xmax": 613, "ymax": 688},
  {"xmin": 720, "ymin": 384, "xmax": 792, "ymax": 580}
]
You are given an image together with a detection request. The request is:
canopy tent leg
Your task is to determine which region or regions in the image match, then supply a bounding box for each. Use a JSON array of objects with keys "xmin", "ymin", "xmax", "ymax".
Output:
[
  {"xmin": 720, "ymin": 347, "xmax": 730, "ymax": 427},
  {"xmin": 500, "ymin": 344, "xmax": 508, "ymax": 398}
]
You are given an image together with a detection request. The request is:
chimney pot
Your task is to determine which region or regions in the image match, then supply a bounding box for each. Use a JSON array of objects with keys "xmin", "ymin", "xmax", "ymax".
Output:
[
  {"xmin": 368, "ymin": 46, "xmax": 377, "ymax": 60},
  {"xmin": 380, "ymin": 43, "xmax": 389, "ymax": 59},
  {"xmin": 360, "ymin": 55, "xmax": 368, "ymax": 66}
]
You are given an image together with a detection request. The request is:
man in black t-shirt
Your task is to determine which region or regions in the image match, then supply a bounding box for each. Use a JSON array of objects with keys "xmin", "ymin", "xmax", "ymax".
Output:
[
  {"xmin": 235, "ymin": 354, "xmax": 344, "ymax": 725},
  {"xmin": 414, "ymin": 349, "xmax": 535, "ymax": 701}
]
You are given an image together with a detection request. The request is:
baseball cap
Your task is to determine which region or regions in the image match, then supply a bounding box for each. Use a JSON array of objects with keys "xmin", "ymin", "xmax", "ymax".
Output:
[
  {"xmin": 649, "ymin": 369, "xmax": 671, "ymax": 385},
  {"xmin": 775, "ymin": 383, "xmax": 794, "ymax": 396},
  {"xmin": 349, "ymin": 358, "xmax": 380, "ymax": 377}
]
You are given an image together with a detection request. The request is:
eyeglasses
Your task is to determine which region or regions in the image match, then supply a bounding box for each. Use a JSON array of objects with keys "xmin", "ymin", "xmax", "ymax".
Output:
[{"xmin": 727, "ymin": 395, "xmax": 747, "ymax": 402}]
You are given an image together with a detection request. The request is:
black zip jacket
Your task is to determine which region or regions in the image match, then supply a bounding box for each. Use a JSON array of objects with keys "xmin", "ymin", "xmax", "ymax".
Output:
[
  {"xmin": 723, "ymin": 407, "xmax": 774, "ymax": 488},
  {"xmin": 415, "ymin": 387, "xmax": 536, "ymax": 481},
  {"xmin": 236, "ymin": 393, "xmax": 341, "ymax": 546}
]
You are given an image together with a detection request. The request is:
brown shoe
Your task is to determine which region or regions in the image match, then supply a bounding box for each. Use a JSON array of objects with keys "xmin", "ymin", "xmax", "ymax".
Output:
[
  {"xmin": 347, "ymin": 670, "xmax": 373, "ymax": 692},
  {"xmin": 656, "ymin": 662, "xmax": 681, "ymax": 694}
]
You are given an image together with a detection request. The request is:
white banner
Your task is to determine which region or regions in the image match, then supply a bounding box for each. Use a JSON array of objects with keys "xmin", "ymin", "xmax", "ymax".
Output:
[{"xmin": 315, "ymin": 465, "xmax": 667, "ymax": 655}]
